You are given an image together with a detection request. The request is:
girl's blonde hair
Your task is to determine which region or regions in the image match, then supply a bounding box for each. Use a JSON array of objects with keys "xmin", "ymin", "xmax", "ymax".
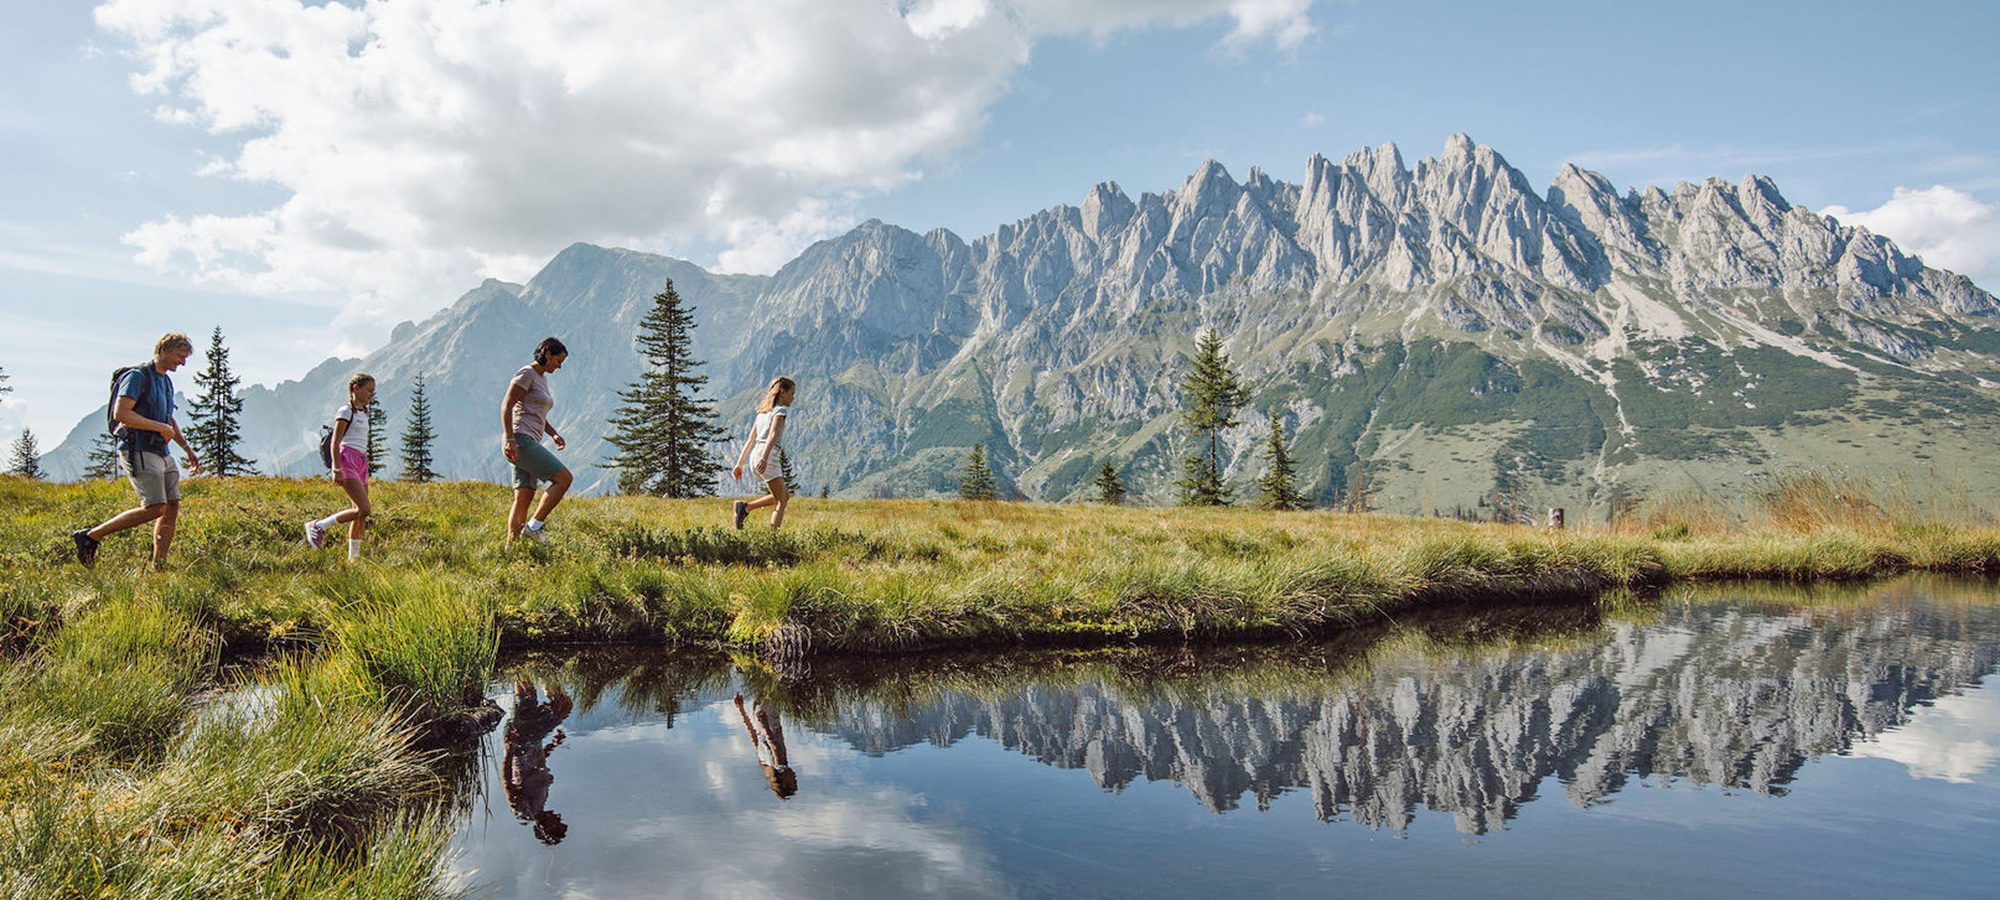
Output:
[
  {"xmin": 757, "ymin": 376, "xmax": 795, "ymax": 413},
  {"xmin": 348, "ymin": 372, "xmax": 375, "ymax": 400}
]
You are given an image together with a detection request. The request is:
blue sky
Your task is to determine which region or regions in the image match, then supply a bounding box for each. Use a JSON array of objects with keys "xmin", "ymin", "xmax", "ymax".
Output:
[{"xmin": 3, "ymin": 0, "xmax": 1997, "ymax": 453}]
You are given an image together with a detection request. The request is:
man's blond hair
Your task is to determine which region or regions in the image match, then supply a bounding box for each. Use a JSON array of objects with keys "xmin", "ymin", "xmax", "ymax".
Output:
[{"xmin": 154, "ymin": 332, "xmax": 194, "ymax": 356}]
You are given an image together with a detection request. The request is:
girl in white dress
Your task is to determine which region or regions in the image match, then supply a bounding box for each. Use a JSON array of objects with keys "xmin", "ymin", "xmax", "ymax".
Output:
[{"xmin": 731, "ymin": 376, "xmax": 795, "ymax": 530}]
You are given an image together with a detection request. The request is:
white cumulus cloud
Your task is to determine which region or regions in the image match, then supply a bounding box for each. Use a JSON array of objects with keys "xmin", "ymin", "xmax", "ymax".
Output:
[
  {"xmin": 1822, "ymin": 185, "xmax": 2000, "ymax": 291},
  {"xmin": 93, "ymin": 0, "xmax": 1320, "ymax": 345},
  {"xmin": 1847, "ymin": 684, "xmax": 2000, "ymax": 783}
]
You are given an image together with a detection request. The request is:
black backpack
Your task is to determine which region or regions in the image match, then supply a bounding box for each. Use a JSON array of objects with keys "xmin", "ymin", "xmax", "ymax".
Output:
[
  {"xmin": 317, "ymin": 424, "xmax": 336, "ymax": 470},
  {"xmin": 106, "ymin": 364, "xmax": 154, "ymax": 438}
]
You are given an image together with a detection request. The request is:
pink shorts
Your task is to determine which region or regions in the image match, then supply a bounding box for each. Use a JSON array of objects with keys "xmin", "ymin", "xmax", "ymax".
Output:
[{"xmin": 337, "ymin": 445, "xmax": 369, "ymax": 482}]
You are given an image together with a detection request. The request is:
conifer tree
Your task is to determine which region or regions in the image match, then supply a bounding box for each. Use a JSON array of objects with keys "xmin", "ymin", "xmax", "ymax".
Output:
[
  {"xmin": 84, "ymin": 432, "xmax": 120, "ymax": 480},
  {"xmin": 1174, "ymin": 329, "xmax": 1246, "ymax": 506},
  {"xmin": 7, "ymin": 427, "xmax": 43, "ymax": 479},
  {"xmin": 0, "ymin": 365, "xmax": 10, "ymax": 404},
  {"xmin": 1255, "ymin": 411, "xmax": 1308, "ymax": 511},
  {"xmin": 779, "ymin": 446, "xmax": 797, "ymax": 488},
  {"xmin": 959, "ymin": 442, "xmax": 997, "ymax": 501},
  {"xmin": 819, "ymin": 484, "xmax": 830, "ymax": 499},
  {"xmin": 603, "ymin": 278, "xmax": 726, "ymax": 497},
  {"xmin": 1092, "ymin": 459, "xmax": 1127, "ymax": 505},
  {"xmin": 364, "ymin": 395, "xmax": 388, "ymax": 476},
  {"xmin": 189, "ymin": 326, "xmax": 257, "ymax": 476},
  {"xmin": 398, "ymin": 375, "xmax": 440, "ymax": 483}
]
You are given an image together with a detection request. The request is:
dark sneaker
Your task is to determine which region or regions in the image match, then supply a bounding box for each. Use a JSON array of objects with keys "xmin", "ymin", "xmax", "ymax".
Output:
[
  {"xmin": 733, "ymin": 500, "xmax": 749, "ymax": 531},
  {"xmin": 71, "ymin": 530, "xmax": 100, "ymax": 567}
]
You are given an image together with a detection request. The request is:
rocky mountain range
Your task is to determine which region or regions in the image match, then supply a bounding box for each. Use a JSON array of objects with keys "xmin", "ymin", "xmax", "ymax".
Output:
[
  {"xmin": 43, "ymin": 134, "xmax": 2000, "ymax": 515},
  {"xmin": 793, "ymin": 587, "xmax": 2000, "ymax": 833}
]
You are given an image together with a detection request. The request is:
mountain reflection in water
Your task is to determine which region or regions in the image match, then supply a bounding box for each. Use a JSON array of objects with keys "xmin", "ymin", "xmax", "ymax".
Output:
[
  {"xmin": 466, "ymin": 577, "xmax": 2000, "ymax": 841},
  {"xmin": 450, "ymin": 576, "xmax": 2000, "ymax": 900},
  {"xmin": 775, "ymin": 584, "xmax": 2000, "ymax": 833}
]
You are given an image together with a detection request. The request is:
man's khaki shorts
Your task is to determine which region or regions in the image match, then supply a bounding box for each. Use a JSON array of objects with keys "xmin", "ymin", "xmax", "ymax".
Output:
[{"xmin": 120, "ymin": 450, "xmax": 182, "ymax": 506}]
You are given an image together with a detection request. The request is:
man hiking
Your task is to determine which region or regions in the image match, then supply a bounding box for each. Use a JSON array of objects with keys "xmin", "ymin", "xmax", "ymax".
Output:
[{"xmin": 72, "ymin": 332, "xmax": 204, "ymax": 568}]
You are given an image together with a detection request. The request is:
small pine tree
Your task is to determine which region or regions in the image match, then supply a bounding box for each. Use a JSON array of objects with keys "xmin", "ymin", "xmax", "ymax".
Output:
[
  {"xmin": 84, "ymin": 432, "xmax": 120, "ymax": 480},
  {"xmin": 188, "ymin": 326, "xmax": 257, "ymax": 476},
  {"xmin": 363, "ymin": 395, "xmax": 389, "ymax": 477},
  {"xmin": 779, "ymin": 446, "xmax": 797, "ymax": 486},
  {"xmin": 819, "ymin": 484, "xmax": 830, "ymax": 499},
  {"xmin": 1254, "ymin": 411, "xmax": 1308, "ymax": 511},
  {"xmin": 1092, "ymin": 459, "xmax": 1126, "ymax": 505},
  {"xmin": 7, "ymin": 428, "xmax": 43, "ymax": 479},
  {"xmin": 1173, "ymin": 329, "xmax": 1246, "ymax": 506},
  {"xmin": 603, "ymin": 278, "xmax": 727, "ymax": 497},
  {"xmin": 398, "ymin": 375, "xmax": 440, "ymax": 483},
  {"xmin": 959, "ymin": 442, "xmax": 997, "ymax": 501},
  {"xmin": 0, "ymin": 365, "xmax": 10, "ymax": 404}
]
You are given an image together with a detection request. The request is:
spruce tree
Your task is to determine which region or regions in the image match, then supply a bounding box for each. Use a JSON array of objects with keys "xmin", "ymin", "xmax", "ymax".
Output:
[
  {"xmin": 959, "ymin": 443, "xmax": 997, "ymax": 501},
  {"xmin": 7, "ymin": 428, "xmax": 43, "ymax": 479},
  {"xmin": 0, "ymin": 365, "xmax": 9, "ymax": 404},
  {"xmin": 189, "ymin": 326, "xmax": 256, "ymax": 476},
  {"xmin": 779, "ymin": 446, "xmax": 797, "ymax": 489},
  {"xmin": 603, "ymin": 278, "xmax": 726, "ymax": 497},
  {"xmin": 1092, "ymin": 459, "xmax": 1127, "ymax": 505},
  {"xmin": 363, "ymin": 395, "xmax": 388, "ymax": 476},
  {"xmin": 85, "ymin": 432, "xmax": 120, "ymax": 480},
  {"xmin": 398, "ymin": 375, "xmax": 440, "ymax": 483},
  {"xmin": 1254, "ymin": 411, "xmax": 1308, "ymax": 511},
  {"xmin": 1173, "ymin": 329, "xmax": 1246, "ymax": 506}
]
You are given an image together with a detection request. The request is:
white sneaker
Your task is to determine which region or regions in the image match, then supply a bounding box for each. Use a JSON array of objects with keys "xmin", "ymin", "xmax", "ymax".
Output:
[
  {"xmin": 522, "ymin": 525, "xmax": 549, "ymax": 544},
  {"xmin": 305, "ymin": 520, "xmax": 327, "ymax": 550}
]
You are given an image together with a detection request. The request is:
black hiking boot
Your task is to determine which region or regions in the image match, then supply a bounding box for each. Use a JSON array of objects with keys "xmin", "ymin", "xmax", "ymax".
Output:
[
  {"xmin": 733, "ymin": 500, "xmax": 749, "ymax": 531},
  {"xmin": 71, "ymin": 530, "xmax": 100, "ymax": 567}
]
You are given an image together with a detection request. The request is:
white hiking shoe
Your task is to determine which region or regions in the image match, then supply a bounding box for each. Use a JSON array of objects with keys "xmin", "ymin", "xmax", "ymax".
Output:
[
  {"xmin": 522, "ymin": 524, "xmax": 550, "ymax": 544},
  {"xmin": 305, "ymin": 520, "xmax": 327, "ymax": 550}
]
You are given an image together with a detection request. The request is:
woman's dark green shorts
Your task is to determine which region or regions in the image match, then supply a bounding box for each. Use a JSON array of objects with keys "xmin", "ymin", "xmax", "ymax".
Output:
[{"xmin": 509, "ymin": 433, "xmax": 567, "ymax": 490}]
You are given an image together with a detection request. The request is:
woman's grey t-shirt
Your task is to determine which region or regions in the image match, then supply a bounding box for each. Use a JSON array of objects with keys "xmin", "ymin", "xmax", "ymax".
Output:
[{"xmin": 509, "ymin": 365, "xmax": 554, "ymax": 440}]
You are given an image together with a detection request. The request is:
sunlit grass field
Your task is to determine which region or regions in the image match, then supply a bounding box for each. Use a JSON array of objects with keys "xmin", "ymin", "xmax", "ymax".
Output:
[
  {"xmin": 2, "ymin": 471, "xmax": 1997, "ymax": 897},
  {"xmin": 12, "ymin": 472, "xmax": 1995, "ymax": 660}
]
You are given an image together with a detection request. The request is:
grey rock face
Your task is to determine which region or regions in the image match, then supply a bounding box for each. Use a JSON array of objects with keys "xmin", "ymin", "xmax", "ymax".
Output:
[
  {"xmin": 715, "ymin": 134, "xmax": 1998, "ymax": 503},
  {"xmin": 40, "ymin": 137, "xmax": 2000, "ymax": 505}
]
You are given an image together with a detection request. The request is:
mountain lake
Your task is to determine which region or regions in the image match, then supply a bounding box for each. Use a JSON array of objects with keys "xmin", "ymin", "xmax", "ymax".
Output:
[{"xmin": 443, "ymin": 575, "xmax": 2000, "ymax": 899}]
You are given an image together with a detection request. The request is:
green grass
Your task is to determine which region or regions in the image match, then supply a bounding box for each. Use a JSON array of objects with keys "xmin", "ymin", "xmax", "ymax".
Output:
[
  {"xmin": 4, "ymin": 470, "xmax": 1999, "ymax": 896},
  {"xmin": 0, "ymin": 640, "xmax": 458, "ymax": 900},
  {"xmin": 7, "ymin": 473, "xmax": 1999, "ymax": 660}
]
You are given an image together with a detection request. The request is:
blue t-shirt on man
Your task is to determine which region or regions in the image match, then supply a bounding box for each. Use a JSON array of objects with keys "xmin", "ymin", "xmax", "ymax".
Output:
[{"xmin": 116, "ymin": 366, "xmax": 175, "ymax": 456}]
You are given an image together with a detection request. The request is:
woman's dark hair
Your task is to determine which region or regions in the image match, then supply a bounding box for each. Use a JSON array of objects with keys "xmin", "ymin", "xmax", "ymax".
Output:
[{"xmin": 533, "ymin": 337, "xmax": 568, "ymax": 366}]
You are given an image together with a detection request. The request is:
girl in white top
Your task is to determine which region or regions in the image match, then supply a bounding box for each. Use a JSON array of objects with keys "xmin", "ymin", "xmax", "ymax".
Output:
[
  {"xmin": 305, "ymin": 372, "xmax": 375, "ymax": 561},
  {"xmin": 731, "ymin": 376, "xmax": 794, "ymax": 530}
]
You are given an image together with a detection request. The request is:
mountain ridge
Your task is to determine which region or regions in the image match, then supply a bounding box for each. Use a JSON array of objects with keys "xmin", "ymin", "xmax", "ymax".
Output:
[{"xmin": 43, "ymin": 134, "xmax": 2000, "ymax": 517}]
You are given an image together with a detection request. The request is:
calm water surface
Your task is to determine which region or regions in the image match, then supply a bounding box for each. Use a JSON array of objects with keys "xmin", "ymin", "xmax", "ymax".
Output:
[{"xmin": 447, "ymin": 576, "xmax": 2000, "ymax": 899}]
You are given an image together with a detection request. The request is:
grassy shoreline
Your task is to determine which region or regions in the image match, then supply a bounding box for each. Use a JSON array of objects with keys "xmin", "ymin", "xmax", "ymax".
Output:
[
  {"xmin": 4, "ymin": 474, "xmax": 1997, "ymax": 897},
  {"xmin": 7, "ymin": 475, "xmax": 2000, "ymax": 659}
]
